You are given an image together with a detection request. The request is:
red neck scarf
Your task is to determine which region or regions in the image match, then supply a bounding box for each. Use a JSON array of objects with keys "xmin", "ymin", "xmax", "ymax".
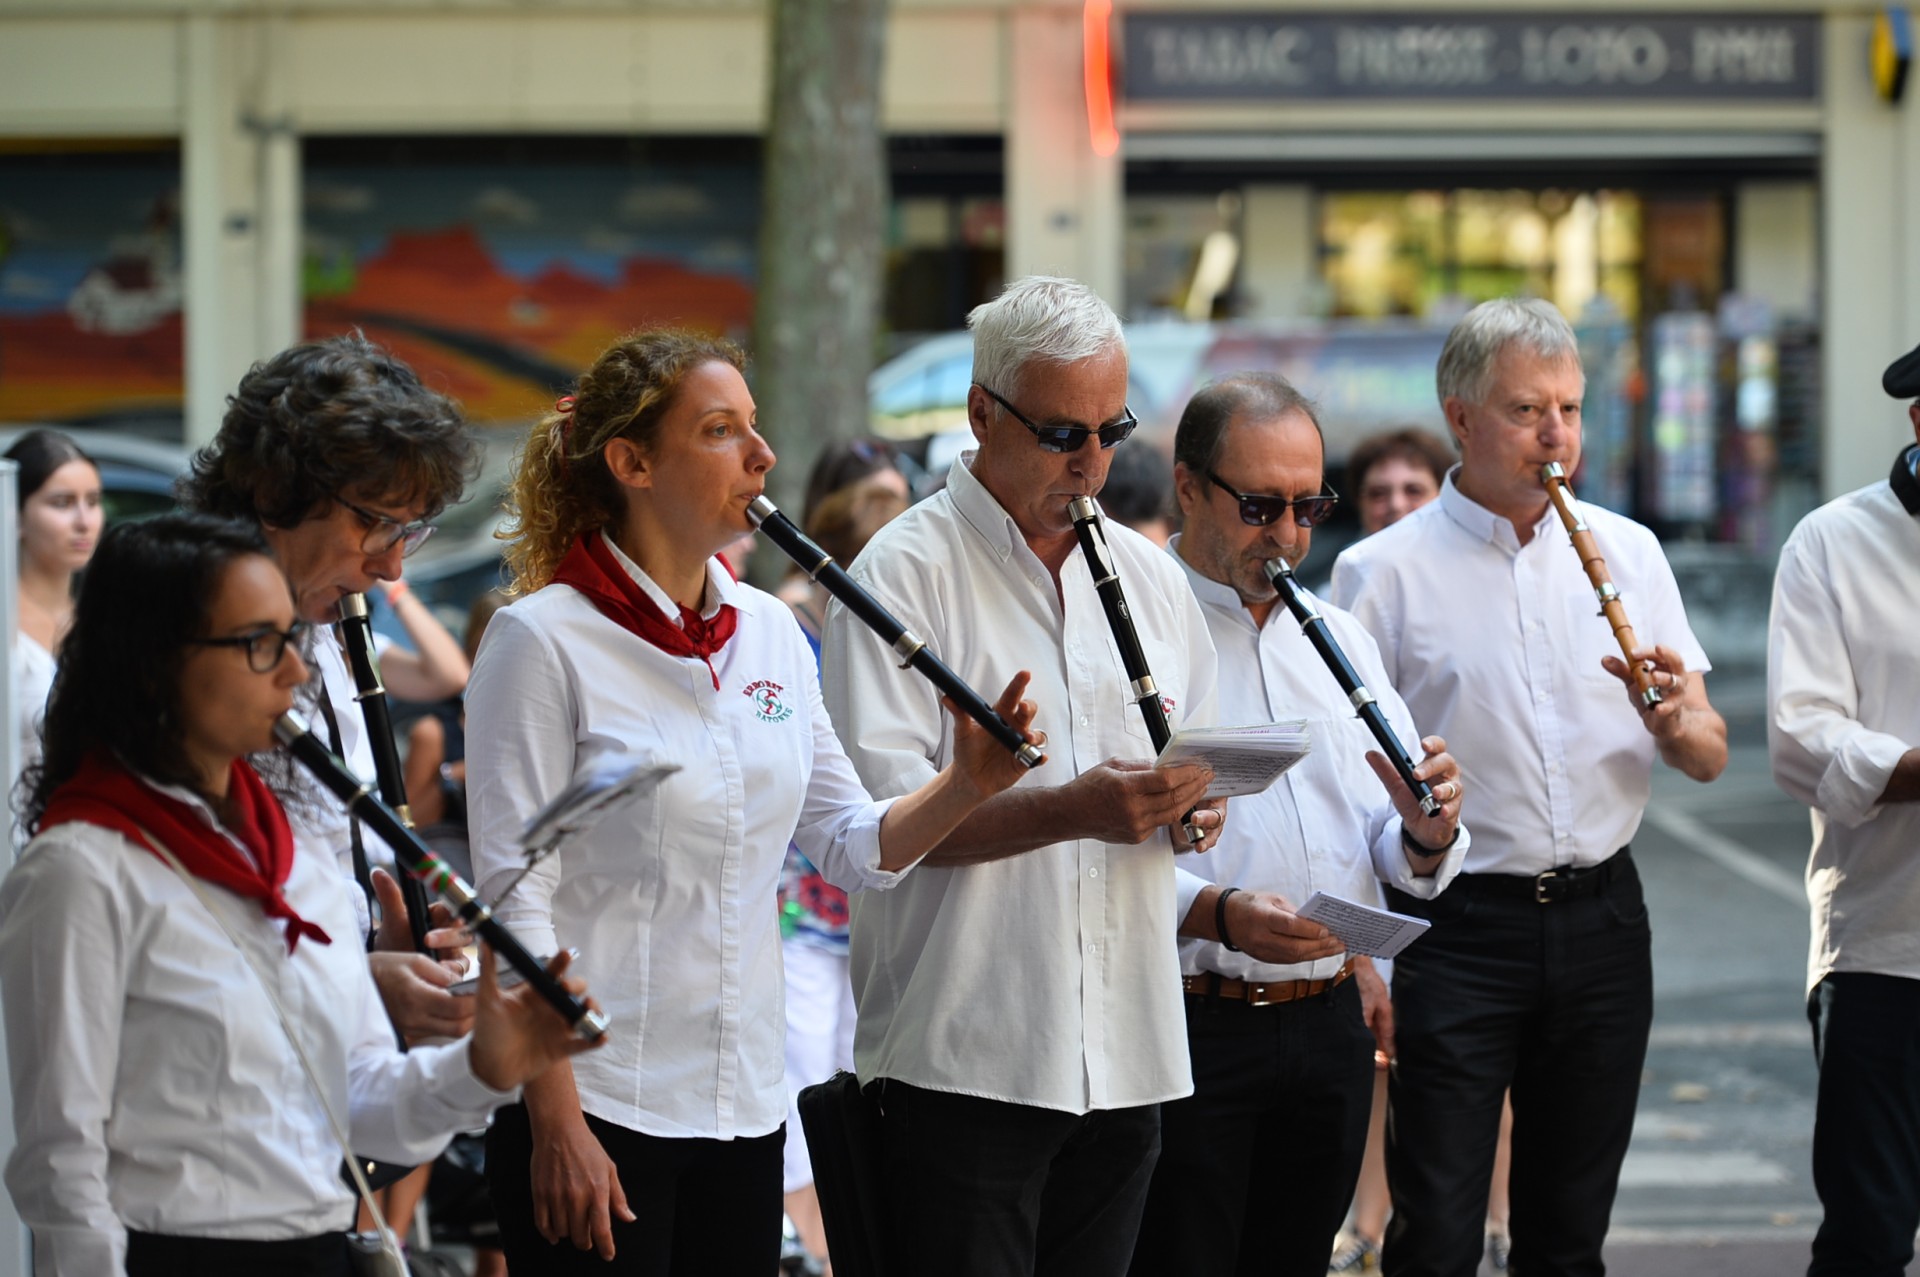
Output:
[
  {"xmin": 551, "ymin": 530, "xmax": 739, "ymax": 689},
  {"xmin": 40, "ymin": 752, "xmax": 331, "ymax": 954}
]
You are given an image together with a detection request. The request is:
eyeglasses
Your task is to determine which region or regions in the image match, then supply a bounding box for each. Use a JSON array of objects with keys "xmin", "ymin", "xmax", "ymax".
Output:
[
  {"xmin": 337, "ymin": 496, "xmax": 436, "ymax": 558},
  {"xmin": 1207, "ymin": 471, "xmax": 1341, "ymax": 529},
  {"xmin": 192, "ymin": 622, "xmax": 309, "ymax": 674},
  {"xmin": 976, "ymin": 384, "xmax": 1139, "ymax": 454}
]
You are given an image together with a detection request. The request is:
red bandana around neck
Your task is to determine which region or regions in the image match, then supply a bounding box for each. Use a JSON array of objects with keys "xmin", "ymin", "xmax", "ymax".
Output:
[
  {"xmin": 551, "ymin": 530, "xmax": 739, "ymax": 689},
  {"xmin": 40, "ymin": 752, "xmax": 331, "ymax": 954}
]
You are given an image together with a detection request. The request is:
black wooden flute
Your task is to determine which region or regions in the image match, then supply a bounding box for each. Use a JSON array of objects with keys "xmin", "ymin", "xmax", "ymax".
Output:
[
  {"xmin": 275, "ymin": 712, "xmax": 609, "ymax": 1041},
  {"xmin": 747, "ymin": 495, "xmax": 1044, "ymax": 769},
  {"xmin": 1262, "ymin": 557, "xmax": 1440, "ymax": 817},
  {"xmin": 1067, "ymin": 497, "xmax": 1202, "ymax": 843},
  {"xmin": 338, "ymin": 593, "xmax": 434, "ymax": 953}
]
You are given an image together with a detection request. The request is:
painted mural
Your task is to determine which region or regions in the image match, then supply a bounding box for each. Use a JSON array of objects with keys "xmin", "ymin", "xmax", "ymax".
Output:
[
  {"xmin": 0, "ymin": 143, "xmax": 763, "ymax": 430},
  {"xmin": 0, "ymin": 151, "xmax": 185, "ymax": 428},
  {"xmin": 303, "ymin": 145, "xmax": 761, "ymax": 422}
]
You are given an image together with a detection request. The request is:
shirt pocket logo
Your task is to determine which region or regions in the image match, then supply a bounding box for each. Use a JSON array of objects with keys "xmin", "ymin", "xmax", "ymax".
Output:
[{"xmin": 743, "ymin": 679, "xmax": 796, "ymax": 723}]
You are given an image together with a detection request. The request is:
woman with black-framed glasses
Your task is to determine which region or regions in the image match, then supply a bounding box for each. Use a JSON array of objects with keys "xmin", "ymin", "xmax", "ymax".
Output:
[{"xmin": 0, "ymin": 512, "xmax": 601, "ymax": 1277}]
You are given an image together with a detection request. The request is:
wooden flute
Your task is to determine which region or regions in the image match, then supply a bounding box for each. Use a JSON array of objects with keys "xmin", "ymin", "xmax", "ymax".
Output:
[{"xmin": 1540, "ymin": 462, "xmax": 1663, "ymax": 709}]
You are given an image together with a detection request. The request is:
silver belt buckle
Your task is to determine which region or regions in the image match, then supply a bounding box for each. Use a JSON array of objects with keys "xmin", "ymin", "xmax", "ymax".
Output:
[{"xmin": 1534, "ymin": 869, "xmax": 1562, "ymax": 904}]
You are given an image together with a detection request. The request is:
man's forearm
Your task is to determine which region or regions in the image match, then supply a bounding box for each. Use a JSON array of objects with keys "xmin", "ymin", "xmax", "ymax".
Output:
[
  {"xmin": 919, "ymin": 785, "xmax": 1083, "ymax": 867},
  {"xmin": 1658, "ymin": 705, "xmax": 1729, "ymax": 782},
  {"xmin": 1878, "ymin": 748, "xmax": 1920, "ymax": 803}
]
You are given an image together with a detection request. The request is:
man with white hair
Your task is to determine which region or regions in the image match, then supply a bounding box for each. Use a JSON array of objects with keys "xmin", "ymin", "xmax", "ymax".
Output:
[
  {"xmin": 1330, "ymin": 298, "xmax": 1727, "ymax": 1277},
  {"xmin": 822, "ymin": 276, "xmax": 1224, "ymax": 1276}
]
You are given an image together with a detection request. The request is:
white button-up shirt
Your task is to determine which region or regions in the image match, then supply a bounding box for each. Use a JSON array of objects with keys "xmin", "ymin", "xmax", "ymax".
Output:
[
  {"xmin": 1170, "ymin": 541, "xmax": 1467, "ymax": 982},
  {"xmin": 1330, "ymin": 471, "xmax": 1709, "ymax": 876},
  {"xmin": 1768, "ymin": 449, "xmax": 1920, "ymax": 992},
  {"xmin": 0, "ymin": 778, "xmax": 511, "ymax": 1274},
  {"xmin": 465, "ymin": 544, "xmax": 902, "ymax": 1141},
  {"xmin": 820, "ymin": 452, "xmax": 1219, "ymax": 1114}
]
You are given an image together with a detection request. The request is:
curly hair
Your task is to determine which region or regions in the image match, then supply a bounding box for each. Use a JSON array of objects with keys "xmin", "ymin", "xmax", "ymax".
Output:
[
  {"xmin": 181, "ymin": 332, "xmax": 477, "ymax": 527},
  {"xmin": 20, "ymin": 513, "xmax": 273, "ymax": 834},
  {"xmin": 501, "ymin": 329, "xmax": 746, "ymax": 594}
]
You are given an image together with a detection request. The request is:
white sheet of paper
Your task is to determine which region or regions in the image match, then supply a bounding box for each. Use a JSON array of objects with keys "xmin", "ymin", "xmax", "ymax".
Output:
[
  {"xmin": 1296, "ymin": 891, "xmax": 1432, "ymax": 959},
  {"xmin": 1153, "ymin": 722, "xmax": 1312, "ymax": 799}
]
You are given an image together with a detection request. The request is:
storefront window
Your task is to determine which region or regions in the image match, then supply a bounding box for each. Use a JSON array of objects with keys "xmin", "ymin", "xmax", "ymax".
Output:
[{"xmin": 1321, "ymin": 187, "xmax": 1645, "ymax": 324}]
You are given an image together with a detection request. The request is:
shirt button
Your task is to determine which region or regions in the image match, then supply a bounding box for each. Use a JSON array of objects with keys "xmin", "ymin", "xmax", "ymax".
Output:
[
  {"xmin": 1080, "ymin": 715, "xmax": 1090, "ymax": 727},
  {"xmin": 1088, "ymin": 867, "xmax": 1099, "ymax": 878},
  {"xmin": 1087, "ymin": 943, "xmax": 1100, "ymax": 955}
]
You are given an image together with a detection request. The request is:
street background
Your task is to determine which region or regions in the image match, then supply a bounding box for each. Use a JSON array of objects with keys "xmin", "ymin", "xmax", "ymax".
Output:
[{"xmin": 1593, "ymin": 665, "xmax": 1818, "ymax": 1277}]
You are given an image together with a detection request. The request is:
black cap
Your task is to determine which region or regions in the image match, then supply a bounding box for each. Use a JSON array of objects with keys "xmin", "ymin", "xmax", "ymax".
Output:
[{"xmin": 1885, "ymin": 342, "xmax": 1920, "ymax": 398}]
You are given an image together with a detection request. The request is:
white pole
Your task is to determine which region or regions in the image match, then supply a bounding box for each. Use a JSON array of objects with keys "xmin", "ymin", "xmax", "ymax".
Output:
[{"xmin": 0, "ymin": 460, "xmax": 27, "ymax": 1275}]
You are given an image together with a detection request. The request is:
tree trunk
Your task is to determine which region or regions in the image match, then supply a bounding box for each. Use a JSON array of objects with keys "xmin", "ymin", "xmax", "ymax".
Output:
[{"xmin": 753, "ymin": 0, "xmax": 889, "ymax": 575}]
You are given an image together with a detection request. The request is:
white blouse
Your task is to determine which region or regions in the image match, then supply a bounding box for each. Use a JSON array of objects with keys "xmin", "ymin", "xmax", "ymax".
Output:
[
  {"xmin": 13, "ymin": 631, "xmax": 54, "ymax": 775},
  {"xmin": 0, "ymin": 777, "xmax": 512, "ymax": 1275},
  {"xmin": 464, "ymin": 542, "xmax": 903, "ymax": 1142}
]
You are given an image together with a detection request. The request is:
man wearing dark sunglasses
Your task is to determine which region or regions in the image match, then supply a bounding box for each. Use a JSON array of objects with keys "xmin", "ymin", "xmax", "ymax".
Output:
[
  {"xmin": 822, "ymin": 275, "xmax": 1224, "ymax": 1277},
  {"xmin": 183, "ymin": 333, "xmax": 482, "ymax": 1048},
  {"xmin": 1130, "ymin": 372, "xmax": 1468, "ymax": 1277},
  {"xmin": 1331, "ymin": 299, "xmax": 1726, "ymax": 1277}
]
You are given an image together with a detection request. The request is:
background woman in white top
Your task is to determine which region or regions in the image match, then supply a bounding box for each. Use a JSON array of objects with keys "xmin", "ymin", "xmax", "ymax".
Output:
[
  {"xmin": 6, "ymin": 428, "xmax": 102, "ymax": 780},
  {"xmin": 0, "ymin": 511, "xmax": 602, "ymax": 1277},
  {"xmin": 466, "ymin": 329, "xmax": 1041, "ymax": 1276}
]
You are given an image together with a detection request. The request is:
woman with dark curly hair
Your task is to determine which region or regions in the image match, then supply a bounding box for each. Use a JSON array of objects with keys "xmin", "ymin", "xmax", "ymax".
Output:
[
  {"xmin": 465, "ymin": 329, "xmax": 1043, "ymax": 1275},
  {"xmin": 0, "ymin": 512, "xmax": 600, "ymax": 1276}
]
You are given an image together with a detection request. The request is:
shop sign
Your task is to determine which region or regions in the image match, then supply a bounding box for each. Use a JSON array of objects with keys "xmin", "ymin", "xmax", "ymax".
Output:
[{"xmin": 1123, "ymin": 13, "xmax": 1820, "ymax": 102}]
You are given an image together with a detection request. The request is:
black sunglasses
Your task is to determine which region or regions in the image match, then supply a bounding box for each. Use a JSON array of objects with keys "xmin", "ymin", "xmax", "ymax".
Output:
[
  {"xmin": 1207, "ymin": 470, "xmax": 1340, "ymax": 529},
  {"xmin": 191, "ymin": 621, "xmax": 310, "ymax": 674},
  {"xmin": 976, "ymin": 384, "xmax": 1139, "ymax": 454}
]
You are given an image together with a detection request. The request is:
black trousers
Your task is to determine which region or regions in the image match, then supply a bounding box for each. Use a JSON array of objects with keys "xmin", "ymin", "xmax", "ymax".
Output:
[
  {"xmin": 1382, "ymin": 851, "xmax": 1653, "ymax": 1277},
  {"xmin": 876, "ymin": 1079, "xmax": 1161, "ymax": 1277},
  {"xmin": 485, "ymin": 1101, "xmax": 784, "ymax": 1277},
  {"xmin": 125, "ymin": 1230, "xmax": 350, "ymax": 1277},
  {"xmin": 1130, "ymin": 974, "xmax": 1376, "ymax": 1277},
  {"xmin": 1807, "ymin": 971, "xmax": 1920, "ymax": 1277}
]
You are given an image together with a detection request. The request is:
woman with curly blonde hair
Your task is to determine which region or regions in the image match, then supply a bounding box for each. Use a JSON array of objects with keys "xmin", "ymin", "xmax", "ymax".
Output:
[{"xmin": 465, "ymin": 329, "xmax": 1042, "ymax": 1275}]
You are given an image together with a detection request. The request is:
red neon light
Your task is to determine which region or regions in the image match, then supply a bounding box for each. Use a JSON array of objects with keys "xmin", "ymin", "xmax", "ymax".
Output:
[{"xmin": 1083, "ymin": 0, "xmax": 1118, "ymax": 157}]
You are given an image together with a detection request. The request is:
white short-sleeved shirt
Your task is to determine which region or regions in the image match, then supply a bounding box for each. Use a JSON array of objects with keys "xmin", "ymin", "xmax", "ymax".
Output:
[
  {"xmin": 1169, "ymin": 541, "xmax": 1468, "ymax": 982},
  {"xmin": 0, "ymin": 778, "xmax": 510, "ymax": 1273},
  {"xmin": 1768, "ymin": 449, "xmax": 1920, "ymax": 992},
  {"xmin": 820, "ymin": 452, "xmax": 1219, "ymax": 1115},
  {"xmin": 465, "ymin": 543, "xmax": 902, "ymax": 1141},
  {"xmin": 1330, "ymin": 470, "xmax": 1709, "ymax": 876}
]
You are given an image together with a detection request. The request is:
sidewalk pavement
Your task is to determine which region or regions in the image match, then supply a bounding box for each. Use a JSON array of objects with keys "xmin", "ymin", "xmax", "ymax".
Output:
[{"xmin": 1608, "ymin": 1239, "xmax": 1809, "ymax": 1276}]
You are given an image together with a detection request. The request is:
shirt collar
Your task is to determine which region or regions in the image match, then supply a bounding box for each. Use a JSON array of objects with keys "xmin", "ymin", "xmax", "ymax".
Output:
[
  {"xmin": 601, "ymin": 534, "xmax": 741, "ymax": 623},
  {"xmin": 945, "ymin": 449, "xmax": 1029, "ymax": 562},
  {"xmin": 1891, "ymin": 444, "xmax": 1920, "ymax": 516},
  {"xmin": 1166, "ymin": 533, "xmax": 1264, "ymax": 633},
  {"xmin": 1437, "ymin": 465, "xmax": 1554, "ymax": 549}
]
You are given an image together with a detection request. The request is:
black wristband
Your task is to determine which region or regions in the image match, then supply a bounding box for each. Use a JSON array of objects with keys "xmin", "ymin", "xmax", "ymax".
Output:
[
  {"xmin": 1401, "ymin": 824, "xmax": 1461, "ymax": 856},
  {"xmin": 1215, "ymin": 886, "xmax": 1242, "ymax": 953}
]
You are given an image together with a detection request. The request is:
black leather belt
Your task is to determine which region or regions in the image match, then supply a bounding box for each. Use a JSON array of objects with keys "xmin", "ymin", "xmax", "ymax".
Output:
[{"xmin": 1452, "ymin": 847, "xmax": 1632, "ymax": 905}]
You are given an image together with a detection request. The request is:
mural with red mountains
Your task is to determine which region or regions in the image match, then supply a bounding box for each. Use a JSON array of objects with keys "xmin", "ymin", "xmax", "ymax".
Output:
[{"xmin": 305, "ymin": 225, "xmax": 755, "ymax": 423}]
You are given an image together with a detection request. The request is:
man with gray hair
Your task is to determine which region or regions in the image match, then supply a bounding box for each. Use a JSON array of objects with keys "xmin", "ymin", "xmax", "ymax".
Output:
[
  {"xmin": 822, "ymin": 275, "xmax": 1223, "ymax": 1276},
  {"xmin": 1331, "ymin": 298, "xmax": 1727, "ymax": 1277}
]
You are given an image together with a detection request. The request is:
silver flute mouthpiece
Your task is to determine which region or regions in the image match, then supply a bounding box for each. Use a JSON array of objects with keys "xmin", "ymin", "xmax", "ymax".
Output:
[{"xmin": 273, "ymin": 712, "xmax": 310, "ymax": 746}]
